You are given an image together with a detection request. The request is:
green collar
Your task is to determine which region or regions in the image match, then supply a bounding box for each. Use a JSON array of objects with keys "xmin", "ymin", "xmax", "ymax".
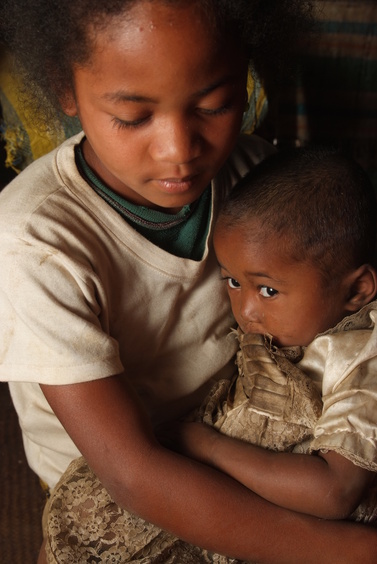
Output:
[{"xmin": 75, "ymin": 141, "xmax": 212, "ymax": 260}]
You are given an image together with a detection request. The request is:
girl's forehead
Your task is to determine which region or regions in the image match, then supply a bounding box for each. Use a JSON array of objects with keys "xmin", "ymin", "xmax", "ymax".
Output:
[
  {"xmin": 79, "ymin": 0, "xmax": 247, "ymax": 95},
  {"xmin": 85, "ymin": 0, "xmax": 241, "ymax": 65}
]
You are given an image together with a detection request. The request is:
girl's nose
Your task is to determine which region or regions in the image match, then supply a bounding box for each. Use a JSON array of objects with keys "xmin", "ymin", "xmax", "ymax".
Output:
[{"xmin": 150, "ymin": 115, "xmax": 201, "ymax": 164}]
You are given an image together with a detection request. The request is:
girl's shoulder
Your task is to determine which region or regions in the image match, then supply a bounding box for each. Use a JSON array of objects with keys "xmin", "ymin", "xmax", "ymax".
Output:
[{"xmin": 0, "ymin": 132, "xmax": 84, "ymax": 213}]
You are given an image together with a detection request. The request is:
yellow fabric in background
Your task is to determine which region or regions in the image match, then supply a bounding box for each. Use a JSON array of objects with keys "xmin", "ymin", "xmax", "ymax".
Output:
[
  {"xmin": 243, "ymin": 71, "xmax": 268, "ymax": 135},
  {"xmin": 0, "ymin": 52, "xmax": 81, "ymax": 173}
]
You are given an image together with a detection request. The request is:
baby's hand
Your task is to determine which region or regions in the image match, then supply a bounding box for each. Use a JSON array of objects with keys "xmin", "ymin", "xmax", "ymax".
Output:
[{"xmin": 156, "ymin": 421, "xmax": 220, "ymax": 465}]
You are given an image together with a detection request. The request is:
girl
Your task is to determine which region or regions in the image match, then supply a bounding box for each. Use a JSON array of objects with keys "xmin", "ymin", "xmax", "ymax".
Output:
[{"xmin": 0, "ymin": 0, "xmax": 376, "ymax": 561}]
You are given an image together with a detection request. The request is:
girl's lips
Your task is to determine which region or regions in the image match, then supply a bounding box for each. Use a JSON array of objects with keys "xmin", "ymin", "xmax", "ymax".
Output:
[{"xmin": 156, "ymin": 175, "xmax": 197, "ymax": 193}]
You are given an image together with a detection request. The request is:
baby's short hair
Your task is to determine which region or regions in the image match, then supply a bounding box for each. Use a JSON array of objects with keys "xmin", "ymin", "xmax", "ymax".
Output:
[{"xmin": 218, "ymin": 146, "xmax": 377, "ymax": 281}]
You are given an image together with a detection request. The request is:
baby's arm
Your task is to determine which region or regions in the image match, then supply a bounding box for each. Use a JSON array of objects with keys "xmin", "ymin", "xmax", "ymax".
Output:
[
  {"xmin": 170, "ymin": 421, "xmax": 374, "ymax": 519},
  {"xmin": 41, "ymin": 376, "xmax": 377, "ymax": 563}
]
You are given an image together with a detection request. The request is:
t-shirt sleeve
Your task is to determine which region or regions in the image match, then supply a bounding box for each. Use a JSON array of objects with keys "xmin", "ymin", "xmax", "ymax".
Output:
[{"xmin": 0, "ymin": 235, "xmax": 123, "ymax": 384}]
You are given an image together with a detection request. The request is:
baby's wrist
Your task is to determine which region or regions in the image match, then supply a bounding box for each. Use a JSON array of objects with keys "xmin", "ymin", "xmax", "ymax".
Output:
[{"xmin": 194, "ymin": 424, "xmax": 222, "ymax": 465}]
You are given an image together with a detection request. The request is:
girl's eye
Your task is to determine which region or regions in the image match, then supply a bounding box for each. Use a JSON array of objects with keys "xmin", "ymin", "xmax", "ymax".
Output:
[
  {"xmin": 259, "ymin": 286, "xmax": 278, "ymax": 298},
  {"xmin": 111, "ymin": 116, "xmax": 150, "ymax": 130},
  {"xmin": 226, "ymin": 277, "xmax": 240, "ymax": 289},
  {"xmin": 111, "ymin": 102, "xmax": 231, "ymax": 130},
  {"xmin": 198, "ymin": 104, "xmax": 231, "ymax": 117}
]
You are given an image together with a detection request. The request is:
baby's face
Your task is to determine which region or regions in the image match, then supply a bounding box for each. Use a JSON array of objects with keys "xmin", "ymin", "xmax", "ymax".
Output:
[{"xmin": 214, "ymin": 222, "xmax": 351, "ymax": 347}]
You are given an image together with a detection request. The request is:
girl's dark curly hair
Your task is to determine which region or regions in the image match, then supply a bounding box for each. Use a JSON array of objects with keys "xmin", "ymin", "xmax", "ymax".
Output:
[{"xmin": 0, "ymin": 0, "xmax": 314, "ymax": 130}]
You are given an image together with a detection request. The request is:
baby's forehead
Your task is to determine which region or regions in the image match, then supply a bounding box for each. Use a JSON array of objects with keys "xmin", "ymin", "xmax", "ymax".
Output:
[
  {"xmin": 215, "ymin": 214, "xmax": 272, "ymax": 239},
  {"xmin": 214, "ymin": 217, "xmax": 309, "ymax": 264}
]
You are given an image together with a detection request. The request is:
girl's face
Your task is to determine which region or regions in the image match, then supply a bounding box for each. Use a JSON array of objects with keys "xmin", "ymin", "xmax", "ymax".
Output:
[
  {"xmin": 64, "ymin": 1, "xmax": 248, "ymax": 212},
  {"xmin": 214, "ymin": 221, "xmax": 353, "ymax": 347}
]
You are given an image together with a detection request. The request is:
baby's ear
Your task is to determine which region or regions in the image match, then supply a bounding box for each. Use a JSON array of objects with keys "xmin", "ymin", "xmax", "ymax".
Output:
[{"xmin": 345, "ymin": 264, "xmax": 377, "ymax": 312}]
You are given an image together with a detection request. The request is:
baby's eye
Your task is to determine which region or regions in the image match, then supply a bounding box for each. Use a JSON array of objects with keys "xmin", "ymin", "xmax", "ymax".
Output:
[
  {"xmin": 226, "ymin": 278, "xmax": 240, "ymax": 289},
  {"xmin": 259, "ymin": 286, "xmax": 278, "ymax": 298}
]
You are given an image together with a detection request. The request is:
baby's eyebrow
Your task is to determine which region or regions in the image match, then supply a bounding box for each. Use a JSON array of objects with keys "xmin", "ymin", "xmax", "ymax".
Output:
[{"xmin": 246, "ymin": 271, "xmax": 286, "ymax": 285}]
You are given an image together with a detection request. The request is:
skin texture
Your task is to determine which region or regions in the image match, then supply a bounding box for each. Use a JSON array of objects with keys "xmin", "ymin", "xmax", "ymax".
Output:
[{"xmin": 39, "ymin": 2, "xmax": 377, "ymax": 561}]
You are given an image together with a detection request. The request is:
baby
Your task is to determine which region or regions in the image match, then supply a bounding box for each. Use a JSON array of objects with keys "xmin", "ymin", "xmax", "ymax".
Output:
[{"xmin": 180, "ymin": 144, "xmax": 377, "ymax": 523}]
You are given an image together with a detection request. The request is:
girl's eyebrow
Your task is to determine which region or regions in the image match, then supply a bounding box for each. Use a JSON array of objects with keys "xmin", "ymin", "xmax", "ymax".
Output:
[
  {"xmin": 196, "ymin": 75, "xmax": 237, "ymax": 96},
  {"xmin": 101, "ymin": 76, "xmax": 238, "ymax": 104},
  {"xmin": 101, "ymin": 92, "xmax": 156, "ymax": 104}
]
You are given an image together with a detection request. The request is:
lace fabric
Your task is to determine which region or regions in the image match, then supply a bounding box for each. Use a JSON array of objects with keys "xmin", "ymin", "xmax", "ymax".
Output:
[{"xmin": 46, "ymin": 458, "xmax": 246, "ymax": 563}]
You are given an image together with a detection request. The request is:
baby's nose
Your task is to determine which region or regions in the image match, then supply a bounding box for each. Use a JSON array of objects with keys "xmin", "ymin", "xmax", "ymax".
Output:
[{"xmin": 239, "ymin": 295, "xmax": 259, "ymax": 323}]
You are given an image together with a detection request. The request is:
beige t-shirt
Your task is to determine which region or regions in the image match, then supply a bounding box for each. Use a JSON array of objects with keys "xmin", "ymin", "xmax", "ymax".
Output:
[{"xmin": 0, "ymin": 132, "xmax": 273, "ymax": 488}]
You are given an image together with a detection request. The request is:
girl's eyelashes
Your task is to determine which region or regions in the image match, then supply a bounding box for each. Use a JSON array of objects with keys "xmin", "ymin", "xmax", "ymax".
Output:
[
  {"xmin": 259, "ymin": 286, "xmax": 278, "ymax": 298},
  {"xmin": 198, "ymin": 103, "xmax": 232, "ymax": 117},
  {"xmin": 111, "ymin": 116, "xmax": 150, "ymax": 130},
  {"xmin": 111, "ymin": 103, "xmax": 233, "ymax": 131}
]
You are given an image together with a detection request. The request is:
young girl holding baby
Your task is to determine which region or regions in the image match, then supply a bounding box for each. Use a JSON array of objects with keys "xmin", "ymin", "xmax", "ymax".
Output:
[{"xmin": 1, "ymin": 0, "xmax": 376, "ymax": 561}]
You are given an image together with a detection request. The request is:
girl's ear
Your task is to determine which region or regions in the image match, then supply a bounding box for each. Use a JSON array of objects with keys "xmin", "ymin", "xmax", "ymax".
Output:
[
  {"xmin": 345, "ymin": 264, "xmax": 377, "ymax": 312},
  {"xmin": 59, "ymin": 90, "xmax": 78, "ymax": 117}
]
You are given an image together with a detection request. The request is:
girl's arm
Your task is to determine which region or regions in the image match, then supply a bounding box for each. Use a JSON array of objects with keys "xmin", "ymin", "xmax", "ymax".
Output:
[
  {"xmin": 168, "ymin": 421, "xmax": 375, "ymax": 519},
  {"xmin": 41, "ymin": 375, "xmax": 377, "ymax": 564}
]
